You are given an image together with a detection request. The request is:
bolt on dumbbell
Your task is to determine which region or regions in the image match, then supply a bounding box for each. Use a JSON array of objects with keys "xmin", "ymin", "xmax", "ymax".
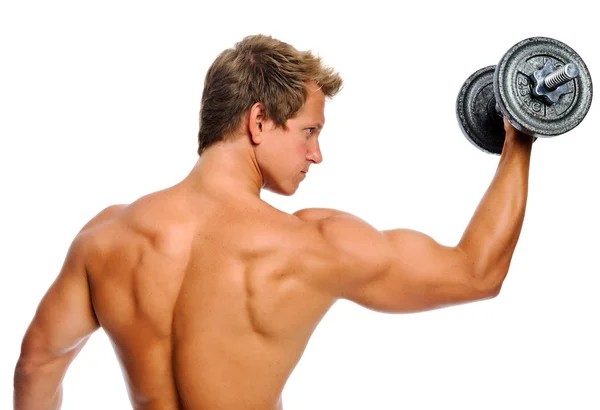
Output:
[{"xmin": 532, "ymin": 61, "xmax": 580, "ymax": 104}]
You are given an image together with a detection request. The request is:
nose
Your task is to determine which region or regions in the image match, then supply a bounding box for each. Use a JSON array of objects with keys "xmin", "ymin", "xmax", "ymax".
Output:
[{"xmin": 307, "ymin": 139, "xmax": 323, "ymax": 165}]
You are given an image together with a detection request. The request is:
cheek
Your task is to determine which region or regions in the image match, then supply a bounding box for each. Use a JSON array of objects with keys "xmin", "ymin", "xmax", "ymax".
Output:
[{"xmin": 296, "ymin": 141, "xmax": 308, "ymax": 157}]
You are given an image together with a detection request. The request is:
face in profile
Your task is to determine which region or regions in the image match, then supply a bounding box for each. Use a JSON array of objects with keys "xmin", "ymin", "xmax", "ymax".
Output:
[{"xmin": 255, "ymin": 85, "xmax": 326, "ymax": 196}]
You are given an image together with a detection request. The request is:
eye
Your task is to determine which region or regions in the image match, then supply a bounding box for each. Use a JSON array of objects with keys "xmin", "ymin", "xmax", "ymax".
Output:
[{"xmin": 305, "ymin": 127, "xmax": 316, "ymax": 137}]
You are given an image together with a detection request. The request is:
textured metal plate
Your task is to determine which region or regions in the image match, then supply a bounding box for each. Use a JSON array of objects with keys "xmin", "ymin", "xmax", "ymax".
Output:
[
  {"xmin": 457, "ymin": 66, "xmax": 505, "ymax": 155},
  {"xmin": 494, "ymin": 37, "xmax": 593, "ymax": 137}
]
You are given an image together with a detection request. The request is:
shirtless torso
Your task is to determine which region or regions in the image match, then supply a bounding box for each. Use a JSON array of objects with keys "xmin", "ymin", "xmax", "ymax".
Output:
[
  {"xmin": 14, "ymin": 76, "xmax": 532, "ymax": 410},
  {"xmin": 85, "ymin": 190, "xmax": 339, "ymax": 410}
]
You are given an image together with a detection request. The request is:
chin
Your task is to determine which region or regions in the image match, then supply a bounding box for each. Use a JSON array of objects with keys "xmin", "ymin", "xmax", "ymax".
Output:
[{"xmin": 265, "ymin": 182, "xmax": 298, "ymax": 197}]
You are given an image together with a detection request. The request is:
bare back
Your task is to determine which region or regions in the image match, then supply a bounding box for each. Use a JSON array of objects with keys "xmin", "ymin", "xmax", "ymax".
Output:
[{"xmin": 85, "ymin": 187, "xmax": 336, "ymax": 409}]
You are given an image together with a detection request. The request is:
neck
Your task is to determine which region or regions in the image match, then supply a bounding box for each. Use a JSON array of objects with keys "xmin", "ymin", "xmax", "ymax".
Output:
[{"xmin": 181, "ymin": 136, "xmax": 264, "ymax": 198}]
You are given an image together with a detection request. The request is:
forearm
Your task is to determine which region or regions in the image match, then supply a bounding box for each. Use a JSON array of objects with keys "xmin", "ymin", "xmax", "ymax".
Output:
[{"xmin": 458, "ymin": 135, "xmax": 533, "ymax": 290}]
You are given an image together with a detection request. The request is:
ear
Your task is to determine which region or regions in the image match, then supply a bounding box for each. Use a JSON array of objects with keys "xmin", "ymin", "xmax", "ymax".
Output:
[{"xmin": 248, "ymin": 102, "xmax": 266, "ymax": 145}]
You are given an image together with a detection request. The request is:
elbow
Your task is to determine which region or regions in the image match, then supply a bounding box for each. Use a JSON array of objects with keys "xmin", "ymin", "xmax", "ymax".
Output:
[
  {"xmin": 463, "ymin": 262, "xmax": 506, "ymax": 301},
  {"xmin": 14, "ymin": 356, "xmax": 37, "ymax": 385},
  {"xmin": 14, "ymin": 359, "xmax": 34, "ymax": 402},
  {"xmin": 14, "ymin": 339, "xmax": 51, "ymax": 385},
  {"xmin": 14, "ymin": 357, "xmax": 62, "ymax": 410},
  {"xmin": 15, "ymin": 336, "xmax": 40, "ymax": 383},
  {"xmin": 458, "ymin": 249, "xmax": 508, "ymax": 301},
  {"xmin": 483, "ymin": 262, "xmax": 511, "ymax": 299},
  {"xmin": 464, "ymin": 278, "xmax": 502, "ymax": 304},
  {"xmin": 486, "ymin": 282, "xmax": 503, "ymax": 299},
  {"xmin": 471, "ymin": 269, "xmax": 506, "ymax": 301},
  {"xmin": 458, "ymin": 246, "xmax": 513, "ymax": 301}
]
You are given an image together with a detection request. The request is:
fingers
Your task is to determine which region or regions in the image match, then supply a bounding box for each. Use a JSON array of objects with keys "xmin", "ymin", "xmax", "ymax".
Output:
[
  {"xmin": 503, "ymin": 116, "xmax": 515, "ymax": 133},
  {"xmin": 502, "ymin": 116, "xmax": 535, "ymax": 146}
]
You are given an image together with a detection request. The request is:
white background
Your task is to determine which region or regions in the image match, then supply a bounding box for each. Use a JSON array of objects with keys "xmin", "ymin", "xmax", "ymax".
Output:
[{"xmin": 1, "ymin": 1, "xmax": 598, "ymax": 409}]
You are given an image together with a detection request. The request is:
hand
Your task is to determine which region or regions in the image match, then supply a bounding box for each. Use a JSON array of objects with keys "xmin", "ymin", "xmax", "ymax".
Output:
[{"xmin": 503, "ymin": 117, "xmax": 535, "ymax": 147}]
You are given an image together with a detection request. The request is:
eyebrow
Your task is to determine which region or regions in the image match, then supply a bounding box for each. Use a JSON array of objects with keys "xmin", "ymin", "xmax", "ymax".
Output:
[{"xmin": 309, "ymin": 123, "xmax": 324, "ymax": 130}]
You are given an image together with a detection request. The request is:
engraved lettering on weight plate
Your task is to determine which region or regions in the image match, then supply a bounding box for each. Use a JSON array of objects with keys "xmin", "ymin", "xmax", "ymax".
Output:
[{"xmin": 516, "ymin": 73, "xmax": 544, "ymax": 116}]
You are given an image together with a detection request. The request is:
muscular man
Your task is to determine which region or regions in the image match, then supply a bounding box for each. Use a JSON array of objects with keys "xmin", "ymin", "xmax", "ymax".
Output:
[{"xmin": 14, "ymin": 34, "xmax": 533, "ymax": 410}]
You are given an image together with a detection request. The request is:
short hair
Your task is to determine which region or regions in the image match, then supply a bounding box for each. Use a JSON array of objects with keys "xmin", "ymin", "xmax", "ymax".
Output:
[{"xmin": 197, "ymin": 34, "xmax": 343, "ymax": 155}]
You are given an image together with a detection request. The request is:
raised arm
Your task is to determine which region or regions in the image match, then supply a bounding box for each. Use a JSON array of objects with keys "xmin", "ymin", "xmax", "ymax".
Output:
[{"xmin": 297, "ymin": 119, "xmax": 533, "ymax": 313}]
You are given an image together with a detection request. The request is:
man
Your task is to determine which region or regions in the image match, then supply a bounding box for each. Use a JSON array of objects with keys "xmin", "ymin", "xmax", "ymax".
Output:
[{"xmin": 14, "ymin": 34, "xmax": 533, "ymax": 410}]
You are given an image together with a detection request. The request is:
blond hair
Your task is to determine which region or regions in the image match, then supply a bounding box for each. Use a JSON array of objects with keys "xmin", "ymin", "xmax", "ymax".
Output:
[{"xmin": 197, "ymin": 34, "xmax": 343, "ymax": 155}]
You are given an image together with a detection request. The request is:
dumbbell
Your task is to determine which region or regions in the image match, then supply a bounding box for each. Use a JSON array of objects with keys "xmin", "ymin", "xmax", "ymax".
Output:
[{"xmin": 456, "ymin": 37, "xmax": 593, "ymax": 154}]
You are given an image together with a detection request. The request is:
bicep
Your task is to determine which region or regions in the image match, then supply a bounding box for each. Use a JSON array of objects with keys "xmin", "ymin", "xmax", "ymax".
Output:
[
  {"xmin": 20, "ymin": 236, "xmax": 100, "ymax": 365},
  {"xmin": 319, "ymin": 216, "xmax": 490, "ymax": 313}
]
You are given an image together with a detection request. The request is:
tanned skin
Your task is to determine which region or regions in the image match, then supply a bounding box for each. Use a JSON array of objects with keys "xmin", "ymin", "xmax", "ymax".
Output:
[{"xmin": 14, "ymin": 83, "xmax": 533, "ymax": 409}]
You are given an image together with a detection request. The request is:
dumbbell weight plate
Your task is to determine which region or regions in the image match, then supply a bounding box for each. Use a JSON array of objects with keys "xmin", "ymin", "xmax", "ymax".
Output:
[
  {"xmin": 456, "ymin": 66, "xmax": 505, "ymax": 155},
  {"xmin": 495, "ymin": 37, "xmax": 593, "ymax": 138}
]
